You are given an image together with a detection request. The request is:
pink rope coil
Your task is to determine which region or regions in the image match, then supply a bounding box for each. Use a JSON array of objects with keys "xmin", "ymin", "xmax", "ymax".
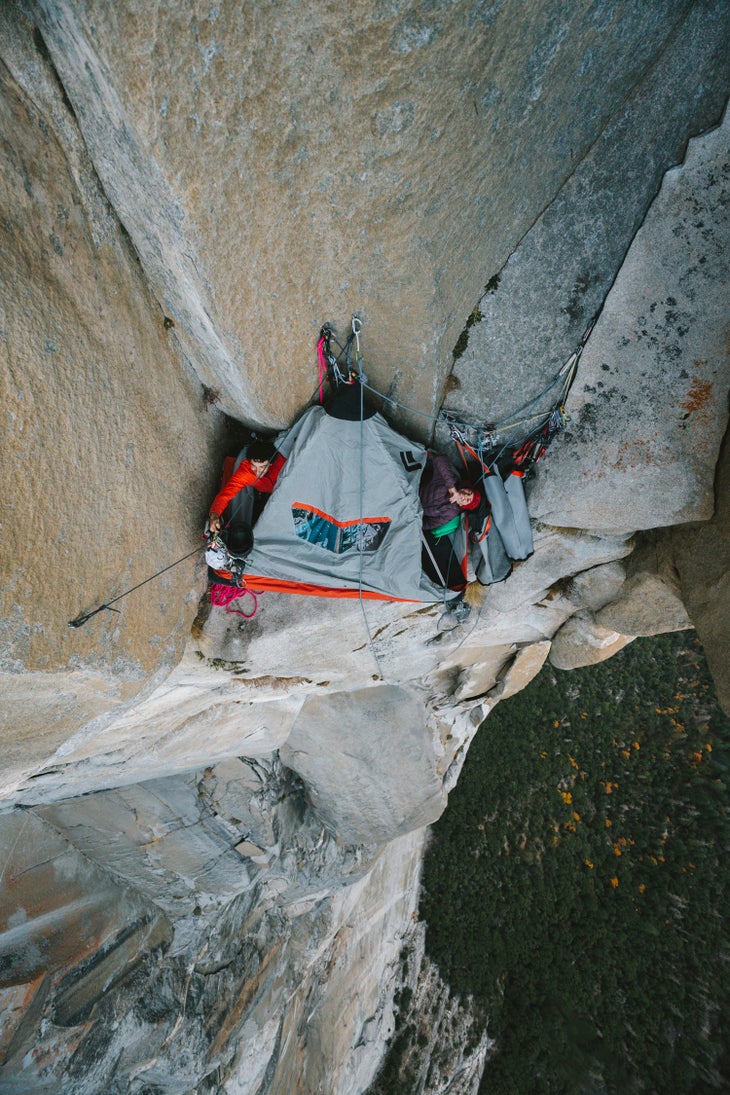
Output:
[{"xmin": 210, "ymin": 582, "xmax": 259, "ymax": 618}]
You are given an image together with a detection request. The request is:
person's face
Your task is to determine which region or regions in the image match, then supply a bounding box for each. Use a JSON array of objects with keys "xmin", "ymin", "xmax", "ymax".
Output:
[
  {"xmin": 456, "ymin": 487, "xmax": 474, "ymax": 506},
  {"xmin": 250, "ymin": 458, "xmax": 271, "ymax": 477}
]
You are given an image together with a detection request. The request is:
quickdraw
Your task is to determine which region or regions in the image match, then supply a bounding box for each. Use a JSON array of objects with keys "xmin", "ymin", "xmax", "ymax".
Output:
[{"xmin": 317, "ymin": 320, "xmax": 360, "ymax": 394}]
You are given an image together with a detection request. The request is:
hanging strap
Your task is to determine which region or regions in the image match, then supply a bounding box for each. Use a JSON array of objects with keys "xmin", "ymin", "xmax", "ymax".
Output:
[
  {"xmin": 421, "ymin": 531, "xmax": 449, "ymax": 588},
  {"xmin": 476, "ymin": 512, "xmax": 491, "ymax": 544},
  {"xmin": 318, "ymin": 323, "xmax": 358, "ymax": 389},
  {"xmin": 454, "ymin": 435, "xmax": 471, "ymax": 474}
]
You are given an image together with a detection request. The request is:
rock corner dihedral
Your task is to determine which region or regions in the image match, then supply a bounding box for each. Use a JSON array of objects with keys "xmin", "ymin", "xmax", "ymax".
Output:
[{"xmin": 0, "ymin": 2, "xmax": 728, "ymax": 1091}]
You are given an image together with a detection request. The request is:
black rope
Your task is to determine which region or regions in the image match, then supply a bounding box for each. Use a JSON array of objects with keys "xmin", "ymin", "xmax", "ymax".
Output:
[{"xmin": 68, "ymin": 546, "xmax": 203, "ymax": 628}]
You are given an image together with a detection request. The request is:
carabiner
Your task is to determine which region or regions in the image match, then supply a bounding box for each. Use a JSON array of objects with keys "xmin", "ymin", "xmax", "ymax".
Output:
[{"xmin": 351, "ymin": 314, "xmax": 362, "ymax": 354}]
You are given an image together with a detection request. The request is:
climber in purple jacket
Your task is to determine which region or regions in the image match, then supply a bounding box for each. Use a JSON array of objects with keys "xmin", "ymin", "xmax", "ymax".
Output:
[{"xmin": 419, "ymin": 454, "xmax": 480, "ymax": 587}]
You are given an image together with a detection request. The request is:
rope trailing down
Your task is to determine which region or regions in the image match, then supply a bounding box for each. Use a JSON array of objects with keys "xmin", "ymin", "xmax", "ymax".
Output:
[{"xmin": 68, "ymin": 546, "xmax": 202, "ymax": 628}]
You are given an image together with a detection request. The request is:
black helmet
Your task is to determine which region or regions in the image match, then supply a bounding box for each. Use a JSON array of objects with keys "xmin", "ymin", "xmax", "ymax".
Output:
[{"xmin": 222, "ymin": 523, "xmax": 253, "ymax": 560}]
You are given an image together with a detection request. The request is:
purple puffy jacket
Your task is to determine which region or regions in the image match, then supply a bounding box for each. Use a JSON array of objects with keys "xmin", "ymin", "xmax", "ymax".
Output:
[{"xmin": 419, "ymin": 454, "xmax": 462, "ymax": 530}]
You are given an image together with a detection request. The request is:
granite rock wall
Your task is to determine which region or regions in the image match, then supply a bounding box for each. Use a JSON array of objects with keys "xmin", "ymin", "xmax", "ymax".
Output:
[{"xmin": 0, "ymin": 2, "xmax": 728, "ymax": 1091}]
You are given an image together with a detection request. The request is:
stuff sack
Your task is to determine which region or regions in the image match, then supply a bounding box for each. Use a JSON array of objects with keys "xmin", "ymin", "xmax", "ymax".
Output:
[
  {"xmin": 472, "ymin": 513, "xmax": 512, "ymax": 585},
  {"xmin": 482, "ymin": 471, "xmax": 533, "ymax": 561}
]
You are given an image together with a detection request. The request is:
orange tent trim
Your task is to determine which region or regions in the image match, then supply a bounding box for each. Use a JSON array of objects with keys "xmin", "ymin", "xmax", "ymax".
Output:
[
  {"xmin": 238, "ymin": 573, "xmax": 420, "ymax": 602},
  {"xmin": 291, "ymin": 502, "xmax": 391, "ymax": 528}
]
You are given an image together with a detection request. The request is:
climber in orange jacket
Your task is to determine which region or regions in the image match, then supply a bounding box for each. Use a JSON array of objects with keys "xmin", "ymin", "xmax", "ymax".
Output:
[{"xmin": 208, "ymin": 439, "xmax": 286, "ymax": 534}]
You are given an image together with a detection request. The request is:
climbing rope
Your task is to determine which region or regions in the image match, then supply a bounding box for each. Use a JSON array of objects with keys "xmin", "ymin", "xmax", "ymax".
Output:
[
  {"xmin": 210, "ymin": 582, "xmax": 259, "ymax": 618},
  {"xmin": 68, "ymin": 546, "xmax": 203, "ymax": 628}
]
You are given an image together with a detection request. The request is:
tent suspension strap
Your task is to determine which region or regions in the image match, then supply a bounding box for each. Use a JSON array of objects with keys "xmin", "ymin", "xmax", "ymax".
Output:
[
  {"xmin": 318, "ymin": 314, "xmax": 593, "ymax": 445},
  {"xmin": 361, "ymin": 351, "xmax": 570, "ymax": 438},
  {"xmin": 68, "ymin": 546, "xmax": 202, "ymax": 628},
  {"xmin": 319, "ymin": 323, "xmax": 359, "ymax": 386},
  {"xmin": 353, "ymin": 315, "xmax": 385, "ymax": 679},
  {"xmin": 353, "ymin": 315, "xmax": 593, "ymax": 445},
  {"xmin": 420, "ymin": 532, "xmax": 448, "ymax": 589},
  {"xmin": 438, "ymin": 317, "xmax": 592, "ymax": 441}
]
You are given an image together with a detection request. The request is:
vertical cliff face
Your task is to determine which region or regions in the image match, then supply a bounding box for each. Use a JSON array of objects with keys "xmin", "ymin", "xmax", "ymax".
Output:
[
  {"xmin": 0, "ymin": 10, "xmax": 226, "ymax": 797},
  {"xmin": 6, "ymin": 0, "xmax": 729, "ymax": 428},
  {"xmin": 0, "ymin": 1, "xmax": 728, "ymax": 1091},
  {"xmin": 1, "ymin": 775, "xmax": 428, "ymax": 1093}
]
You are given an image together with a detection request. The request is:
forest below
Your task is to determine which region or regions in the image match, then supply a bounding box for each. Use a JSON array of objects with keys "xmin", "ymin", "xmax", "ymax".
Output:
[{"xmin": 377, "ymin": 631, "xmax": 728, "ymax": 1094}]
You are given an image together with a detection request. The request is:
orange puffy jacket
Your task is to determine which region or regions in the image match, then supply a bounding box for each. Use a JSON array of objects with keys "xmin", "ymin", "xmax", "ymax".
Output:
[{"xmin": 209, "ymin": 452, "xmax": 286, "ymax": 517}]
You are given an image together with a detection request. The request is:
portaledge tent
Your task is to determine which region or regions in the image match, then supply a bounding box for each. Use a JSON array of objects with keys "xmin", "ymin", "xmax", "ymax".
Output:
[{"xmin": 241, "ymin": 395, "xmax": 457, "ymax": 603}]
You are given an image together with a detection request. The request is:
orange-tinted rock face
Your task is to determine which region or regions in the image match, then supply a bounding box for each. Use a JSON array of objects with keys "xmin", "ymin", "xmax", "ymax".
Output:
[{"xmin": 0, "ymin": 37, "xmax": 226, "ymax": 782}]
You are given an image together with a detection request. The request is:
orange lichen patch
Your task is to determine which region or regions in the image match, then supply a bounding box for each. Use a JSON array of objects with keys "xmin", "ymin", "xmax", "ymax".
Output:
[
  {"xmin": 680, "ymin": 372, "xmax": 713, "ymax": 418},
  {"xmin": 615, "ymin": 436, "xmax": 660, "ymax": 469}
]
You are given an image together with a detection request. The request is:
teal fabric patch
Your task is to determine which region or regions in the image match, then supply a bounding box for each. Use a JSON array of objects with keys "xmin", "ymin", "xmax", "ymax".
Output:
[{"xmin": 431, "ymin": 515, "xmax": 460, "ymax": 539}]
